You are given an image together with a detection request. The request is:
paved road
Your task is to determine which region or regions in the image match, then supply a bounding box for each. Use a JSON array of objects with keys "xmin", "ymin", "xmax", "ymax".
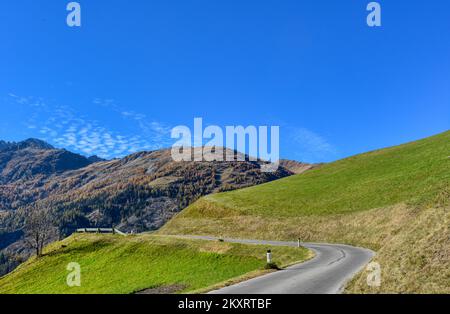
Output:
[{"xmin": 177, "ymin": 235, "xmax": 375, "ymax": 294}]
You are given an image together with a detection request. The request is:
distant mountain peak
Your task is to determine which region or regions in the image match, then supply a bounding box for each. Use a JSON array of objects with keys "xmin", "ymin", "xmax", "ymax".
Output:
[
  {"xmin": 279, "ymin": 159, "xmax": 318, "ymax": 174},
  {"xmin": 88, "ymin": 155, "xmax": 105, "ymax": 163},
  {"xmin": 0, "ymin": 138, "xmax": 93, "ymax": 184},
  {"xmin": 19, "ymin": 138, "xmax": 54, "ymax": 150},
  {"xmin": 0, "ymin": 138, "xmax": 54, "ymax": 151},
  {"xmin": 0, "ymin": 140, "xmax": 9, "ymax": 150}
]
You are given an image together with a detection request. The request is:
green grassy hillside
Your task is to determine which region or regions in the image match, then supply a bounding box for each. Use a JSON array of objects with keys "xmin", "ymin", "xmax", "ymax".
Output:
[
  {"xmin": 172, "ymin": 131, "xmax": 448, "ymax": 218},
  {"xmin": 0, "ymin": 234, "xmax": 310, "ymax": 294},
  {"xmin": 160, "ymin": 131, "xmax": 450, "ymax": 293}
]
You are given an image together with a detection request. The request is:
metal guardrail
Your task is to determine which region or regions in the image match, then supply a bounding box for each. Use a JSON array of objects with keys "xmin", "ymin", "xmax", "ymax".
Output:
[{"xmin": 76, "ymin": 228, "xmax": 126, "ymax": 236}]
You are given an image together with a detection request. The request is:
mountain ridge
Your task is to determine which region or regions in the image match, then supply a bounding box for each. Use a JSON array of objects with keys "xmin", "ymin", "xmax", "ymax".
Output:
[
  {"xmin": 0, "ymin": 138, "xmax": 312, "ymax": 275},
  {"xmin": 0, "ymin": 138, "xmax": 55, "ymax": 151},
  {"xmin": 0, "ymin": 138, "xmax": 95, "ymax": 185}
]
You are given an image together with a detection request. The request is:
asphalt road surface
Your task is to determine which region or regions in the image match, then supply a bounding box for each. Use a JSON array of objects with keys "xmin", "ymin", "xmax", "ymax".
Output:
[{"xmin": 178, "ymin": 235, "xmax": 375, "ymax": 294}]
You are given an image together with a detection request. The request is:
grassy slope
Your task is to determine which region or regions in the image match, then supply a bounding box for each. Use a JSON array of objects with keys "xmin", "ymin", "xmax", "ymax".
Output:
[
  {"xmin": 160, "ymin": 131, "xmax": 450, "ymax": 293},
  {"xmin": 0, "ymin": 234, "xmax": 309, "ymax": 294}
]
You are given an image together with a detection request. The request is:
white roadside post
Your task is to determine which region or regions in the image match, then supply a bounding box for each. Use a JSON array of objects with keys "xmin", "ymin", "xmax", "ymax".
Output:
[{"xmin": 266, "ymin": 250, "xmax": 272, "ymax": 264}]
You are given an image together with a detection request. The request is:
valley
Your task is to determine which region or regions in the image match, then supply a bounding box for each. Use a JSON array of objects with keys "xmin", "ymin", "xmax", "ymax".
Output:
[
  {"xmin": 0, "ymin": 131, "xmax": 448, "ymax": 293},
  {"xmin": 0, "ymin": 139, "xmax": 297, "ymax": 275}
]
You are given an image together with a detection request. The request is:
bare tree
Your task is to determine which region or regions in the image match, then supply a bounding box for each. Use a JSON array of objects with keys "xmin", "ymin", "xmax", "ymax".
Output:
[{"xmin": 24, "ymin": 208, "xmax": 56, "ymax": 257}]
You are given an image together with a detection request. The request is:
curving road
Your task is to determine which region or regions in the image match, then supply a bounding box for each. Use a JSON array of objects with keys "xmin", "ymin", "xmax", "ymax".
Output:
[{"xmin": 176, "ymin": 235, "xmax": 375, "ymax": 294}]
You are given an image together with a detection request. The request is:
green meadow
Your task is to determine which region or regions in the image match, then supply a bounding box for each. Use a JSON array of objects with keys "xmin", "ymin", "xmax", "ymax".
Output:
[{"xmin": 0, "ymin": 234, "xmax": 309, "ymax": 294}]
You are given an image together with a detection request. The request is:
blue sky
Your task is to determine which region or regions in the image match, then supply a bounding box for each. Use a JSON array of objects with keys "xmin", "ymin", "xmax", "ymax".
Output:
[{"xmin": 0, "ymin": 0, "xmax": 449, "ymax": 162}]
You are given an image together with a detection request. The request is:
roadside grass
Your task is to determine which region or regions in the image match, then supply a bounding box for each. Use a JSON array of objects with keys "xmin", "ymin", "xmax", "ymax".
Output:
[
  {"xmin": 0, "ymin": 234, "xmax": 310, "ymax": 294},
  {"xmin": 347, "ymin": 206, "xmax": 449, "ymax": 293},
  {"xmin": 162, "ymin": 204, "xmax": 450, "ymax": 293},
  {"xmin": 159, "ymin": 131, "xmax": 450, "ymax": 293}
]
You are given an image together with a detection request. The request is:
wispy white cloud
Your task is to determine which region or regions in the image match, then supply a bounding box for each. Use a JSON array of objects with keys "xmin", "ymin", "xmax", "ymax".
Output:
[
  {"xmin": 93, "ymin": 98, "xmax": 172, "ymax": 149},
  {"xmin": 8, "ymin": 93, "xmax": 30, "ymax": 105},
  {"xmin": 8, "ymin": 94, "xmax": 172, "ymax": 159},
  {"xmin": 287, "ymin": 127, "xmax": 338, "ymax": 163}
]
